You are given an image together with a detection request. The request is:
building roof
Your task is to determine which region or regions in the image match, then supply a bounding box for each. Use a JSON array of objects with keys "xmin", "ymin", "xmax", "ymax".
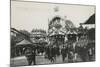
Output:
[{"xmin": 84, "ymin": 14, "xmax": 95, "ymax": 24}]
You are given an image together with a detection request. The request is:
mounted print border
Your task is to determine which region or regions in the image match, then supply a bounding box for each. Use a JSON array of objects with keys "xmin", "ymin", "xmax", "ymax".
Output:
[{"xmin": 10, "ymin": 0, "xmax": 96, "ymax": 67}]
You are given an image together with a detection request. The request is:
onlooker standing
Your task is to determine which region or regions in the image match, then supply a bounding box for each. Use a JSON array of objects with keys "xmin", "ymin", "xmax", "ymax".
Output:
[
  {"xmin": 24, "ymin": 47, "xmax": 36, "ymax": 65},
  {"xmin": 61, "ymin": 46, "xmax": 67, "ymax": 62}
]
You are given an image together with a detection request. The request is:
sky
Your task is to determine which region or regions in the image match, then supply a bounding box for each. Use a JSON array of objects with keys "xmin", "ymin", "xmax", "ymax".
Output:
[{"xmin": 11, "ymin": 1, "xmax": 95, "ymax": 32}]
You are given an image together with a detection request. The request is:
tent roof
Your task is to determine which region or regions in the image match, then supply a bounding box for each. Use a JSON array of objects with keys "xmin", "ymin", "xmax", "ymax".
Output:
[{"xmin": 16, "ymin": 39, "xmax": 32, "ymax": 45}]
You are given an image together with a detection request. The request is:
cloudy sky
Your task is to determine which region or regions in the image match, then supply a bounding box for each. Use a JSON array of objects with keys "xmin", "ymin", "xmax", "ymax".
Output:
[{"xmin": 11, "ymin": 0, "xmax": 95, "ymax": 32}]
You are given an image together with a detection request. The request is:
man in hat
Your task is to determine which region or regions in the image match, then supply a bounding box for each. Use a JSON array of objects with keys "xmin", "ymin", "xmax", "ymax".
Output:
[
  {"xmin": 24, "ymin": 47, "xmax": 36, "ymax": 65},
  {"xmin": 61, "ymin": 45, "xmax": 67, "ymax": 62}
]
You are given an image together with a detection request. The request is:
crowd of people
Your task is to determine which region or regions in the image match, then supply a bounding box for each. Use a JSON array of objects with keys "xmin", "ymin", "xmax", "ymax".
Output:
[{"xmin": 23, "ymin": 41, "xmax": 95, "ymax": 65}]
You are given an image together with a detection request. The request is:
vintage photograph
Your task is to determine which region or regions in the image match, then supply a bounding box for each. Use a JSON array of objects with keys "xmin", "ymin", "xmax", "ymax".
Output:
[{"xmin": 10, "ymin": 0, "xmax": 95, "ymax": 66}]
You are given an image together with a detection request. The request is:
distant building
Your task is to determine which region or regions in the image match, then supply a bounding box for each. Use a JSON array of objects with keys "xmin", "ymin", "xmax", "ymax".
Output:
[
  {"xmin": 30, "ymin": 29, "xmax": 48, "ymax": 45},
  {"xmin": 81, "ymin": 14, "xmax": 95, "ymax": 29},
  {"xmin": 78, "ymin": 14, "xmax": 95, "ymax": 41}
]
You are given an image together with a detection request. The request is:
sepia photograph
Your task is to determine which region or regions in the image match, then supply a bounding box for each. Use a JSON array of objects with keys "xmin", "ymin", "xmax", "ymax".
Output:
[{"xmin": 10, "ymin": 0, "xmax": 95, "ymax": 67}]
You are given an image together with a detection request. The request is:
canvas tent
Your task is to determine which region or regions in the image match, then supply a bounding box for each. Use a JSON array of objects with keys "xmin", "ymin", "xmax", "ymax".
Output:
[{"xmin": 16, "ymin": 39, "xmax": 33, "ymax": 46}]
